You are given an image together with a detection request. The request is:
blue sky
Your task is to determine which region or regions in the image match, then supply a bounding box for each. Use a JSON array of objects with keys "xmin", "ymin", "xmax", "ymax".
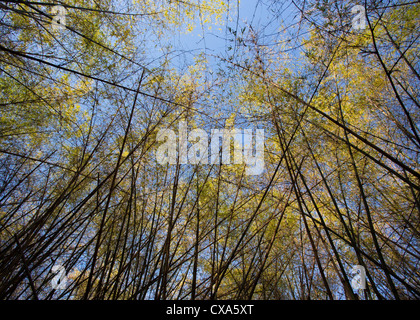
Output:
[{"xmin": 164, "ymin": 0, "xmax": 301, "ymax": 70}]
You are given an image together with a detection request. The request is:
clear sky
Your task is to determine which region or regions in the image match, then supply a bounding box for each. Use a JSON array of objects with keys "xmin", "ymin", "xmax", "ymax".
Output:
[{"xmin": 163, "ymin": 0, "xmax": 303, "ymax": 73}]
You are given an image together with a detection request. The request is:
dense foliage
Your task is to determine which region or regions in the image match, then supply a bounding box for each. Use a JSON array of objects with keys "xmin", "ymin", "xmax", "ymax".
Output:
[{"xmin": 0, "ymin": 0, "xmax": 419, "ymax": 299}]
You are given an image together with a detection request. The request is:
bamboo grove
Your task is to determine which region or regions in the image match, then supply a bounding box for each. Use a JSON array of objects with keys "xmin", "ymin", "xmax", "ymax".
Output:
[{"xmin": 0, "ymin": 0, "xmax": 419, "ymax": 300}]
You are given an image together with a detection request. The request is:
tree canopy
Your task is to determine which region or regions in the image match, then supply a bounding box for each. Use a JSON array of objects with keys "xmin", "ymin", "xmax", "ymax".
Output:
[{"xmin": 0, "ymin": 0, "xmax": 419, "ymax": 300}]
